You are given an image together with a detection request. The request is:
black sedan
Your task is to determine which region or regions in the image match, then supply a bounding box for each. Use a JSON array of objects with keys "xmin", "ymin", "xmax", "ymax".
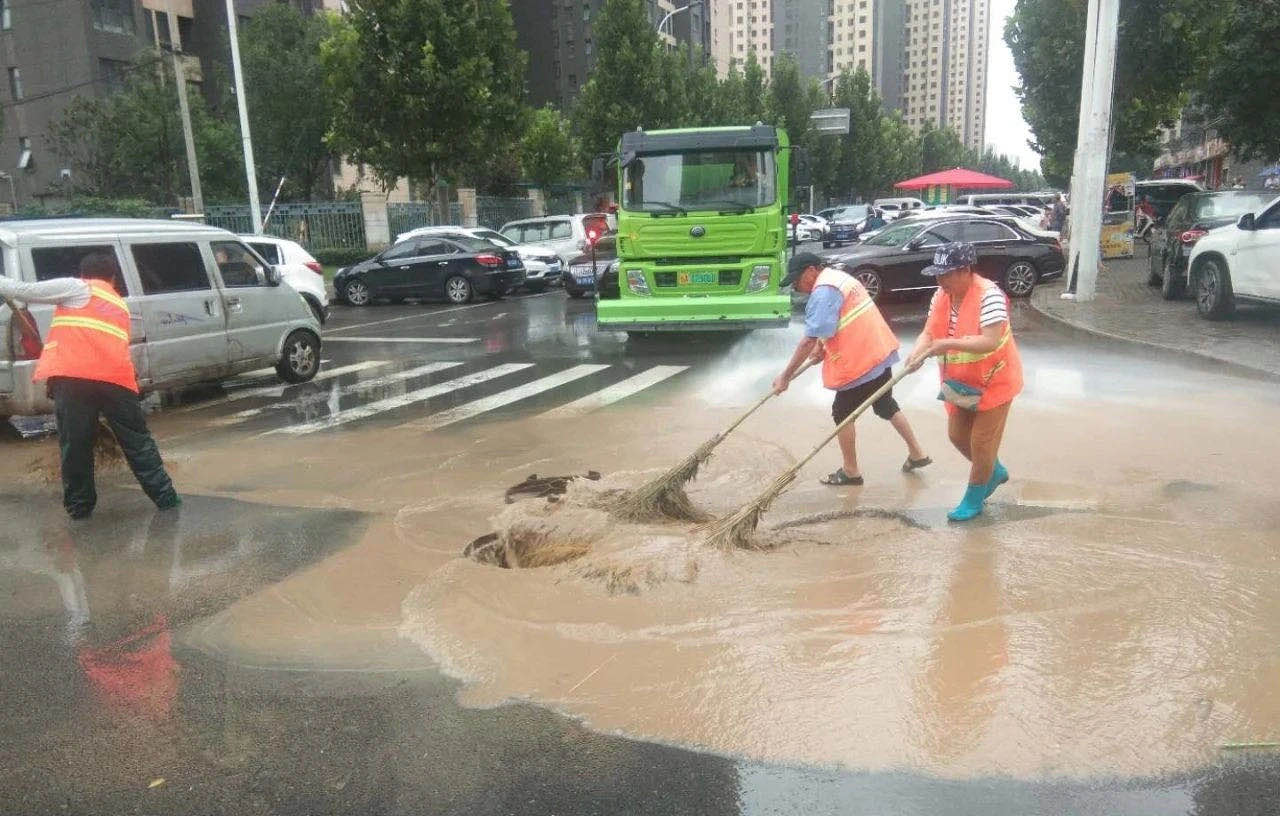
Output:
[
  {"xmin": 563, "ymin": 235, "xmax": 616, "ymax": 298},
  {"xmin": 334, "ymin": 236, "xmax": 524, "ymax": 306},
  {"xmin": 829, "ymin": 215, "xmax": 1065, "ymax": 300},
  {"xmin": 1146, "ymin": 190, "xmax": 1275, "ymax": 300}
]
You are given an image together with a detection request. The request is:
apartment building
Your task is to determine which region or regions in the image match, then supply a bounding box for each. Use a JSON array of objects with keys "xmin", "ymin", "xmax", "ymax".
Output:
[
  {"xmin": 721, "ymin": 0, "xmax": 774, "ymax": 73},
  {"xmin": 899, "ymin": 0, "xmax": 988, "ymax": 151}
]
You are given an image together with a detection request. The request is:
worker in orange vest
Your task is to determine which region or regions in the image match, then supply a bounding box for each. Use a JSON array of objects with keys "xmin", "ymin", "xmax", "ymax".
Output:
[
  {"xmin": 906, "ymin": 243, "xmax": 1023, "ymax": 521},
  {"xmin": 773, "ymin": 252, "xmax": 931, "ymax": 485},
  {"xmin": 0, "ymin": 252, "xmax": 178, "ymax": 519}
]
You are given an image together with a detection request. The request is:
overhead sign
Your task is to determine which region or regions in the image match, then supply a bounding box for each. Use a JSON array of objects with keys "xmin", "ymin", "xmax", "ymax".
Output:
[{"xmin": 809, "ymin": 108, "xmax": 850, "ymax": 135}]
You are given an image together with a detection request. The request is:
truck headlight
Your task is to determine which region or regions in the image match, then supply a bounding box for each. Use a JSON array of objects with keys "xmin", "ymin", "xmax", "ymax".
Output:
[
  {"xmin": 746, "ymin": 264, "xmax": 772, "ymax": 293},
  {"xmin": 626, "ymin": 269, "xmax": 651, "ymax": 296}
]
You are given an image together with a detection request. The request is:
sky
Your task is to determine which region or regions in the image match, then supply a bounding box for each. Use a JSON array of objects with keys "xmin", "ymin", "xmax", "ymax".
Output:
[{"xmin": 983, "ymin": 0, "xmax": 1042, "ymax": 172}]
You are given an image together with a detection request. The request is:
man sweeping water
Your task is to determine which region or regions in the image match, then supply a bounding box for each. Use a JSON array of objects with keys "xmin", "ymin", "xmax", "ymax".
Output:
[{"xmin": 772, "ymin": 252, "xmax": 930, "ymax": 486}]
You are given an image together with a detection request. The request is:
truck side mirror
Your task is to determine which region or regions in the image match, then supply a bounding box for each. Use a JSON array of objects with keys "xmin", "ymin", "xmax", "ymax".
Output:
[{"xmin": 792, "ymin": 148, "xmax": 812, "ymax": 188}]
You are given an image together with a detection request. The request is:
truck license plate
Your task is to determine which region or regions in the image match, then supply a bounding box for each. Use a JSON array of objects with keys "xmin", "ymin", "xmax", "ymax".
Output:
[{"xmin": 677, "ymin": 272, "xmax": 716, "ymax": 285}]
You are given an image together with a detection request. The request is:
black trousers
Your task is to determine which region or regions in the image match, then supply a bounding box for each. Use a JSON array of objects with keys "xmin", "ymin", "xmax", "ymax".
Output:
[{"xmin": 50, "ymin": 377, "xmax": 177, "ymax": 518}]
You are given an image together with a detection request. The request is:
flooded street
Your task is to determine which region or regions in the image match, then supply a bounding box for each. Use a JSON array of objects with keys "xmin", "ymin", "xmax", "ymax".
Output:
[{"xmin": 3, "ymin": 293, "xmax": 1279, "ymax": 813}]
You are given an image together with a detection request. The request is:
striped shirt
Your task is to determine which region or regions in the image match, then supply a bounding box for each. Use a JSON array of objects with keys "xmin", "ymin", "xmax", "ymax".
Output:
[{"xmin": 930, "ymin": 287, "xmax": 1008, "ymax": 337}]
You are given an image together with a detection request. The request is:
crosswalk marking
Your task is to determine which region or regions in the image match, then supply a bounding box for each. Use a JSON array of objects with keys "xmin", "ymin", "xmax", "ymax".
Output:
[
  {"xmin": 404, "ymin": 364, "xmax": 611, "ymax": 432},
  {"xmin": 538, "ymin": 365, "xmax": 688, "ymax": 419},
  {"xmin": 322, "ymin": 336, "xmax": 480, "ymax": 345},
  {"xmin": 178, "ymin": 361, "xmax": 387, "ymax": 412},
  {"xmin": 268, "ymin": 363, "xmax": 534, "ymax": 435},
  {"xmin": 211, "ymin": 361, "xmax": 464, "ymax": 426}
]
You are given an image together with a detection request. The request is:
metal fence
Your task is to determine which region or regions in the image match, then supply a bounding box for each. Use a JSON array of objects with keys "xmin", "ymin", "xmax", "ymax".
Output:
[
  {"xmin": 475, "ymin": 196, "xmax": 534, "ymax": 229},
  {"xmin": 387, "ymin": 201, "xmax": 463, "ymax": 239},
  {"xmin": 543, "ymin": 191, "xmax": 580, "ymax": 216},
  {"xmin": 205, "ymin": 201, "xmax": 366, "ymax": 250}
]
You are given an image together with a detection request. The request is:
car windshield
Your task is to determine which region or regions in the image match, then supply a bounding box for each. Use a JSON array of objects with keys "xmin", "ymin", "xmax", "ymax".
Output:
[
  {"xmin": 837, "ymin": 205, "xmax": 870, "ymax": 221},
  {"xmin": 862, "ymin": 222, "xmax": 924, "ymax": 247},
  {"xmin": 473, "ymin": 228, "xmax": 516, "ymax": 247},
  {"xmin": 1191, "ymin": 192, "xmax": 1275, "ymax": 220},
  {"xmin": 623, "ymin": 149, "xmax": 776, "ymax": 212}
]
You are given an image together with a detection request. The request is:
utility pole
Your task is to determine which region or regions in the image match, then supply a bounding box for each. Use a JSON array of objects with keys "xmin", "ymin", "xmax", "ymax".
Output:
[
  {"xmin": 1063, "ymin": 0, "xmax": 1120, "ymax": 302},
  {"xmin": 224, "ymin": 0, "xmax": 262, "ymax": 233},
  {"xmin": 166, "ymin": 5, "xmax": 203, "ymax": 214}
]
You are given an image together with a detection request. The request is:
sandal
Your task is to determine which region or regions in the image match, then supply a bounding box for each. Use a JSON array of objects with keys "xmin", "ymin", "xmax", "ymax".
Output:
[
  {"xmin": 902, "ymin": 456, "xmax": 933, "ymax": 473},
  {"xmin": 820, "ymin": 469, "xmax": 864, "ymax": 486}
]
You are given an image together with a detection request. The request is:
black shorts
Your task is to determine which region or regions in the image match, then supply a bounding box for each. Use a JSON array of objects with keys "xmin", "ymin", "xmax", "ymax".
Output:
[{"xmin": 831, "ymin": 367, "xmax": 900, "ymax": 424}]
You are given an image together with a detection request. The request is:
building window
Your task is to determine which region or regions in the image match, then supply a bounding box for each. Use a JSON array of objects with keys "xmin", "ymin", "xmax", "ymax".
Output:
[
  {"xmin": 17, "ymin": 136, "xmax": 31, "ymax": 170},
  {"xmin": 7, "ymin": 66, "xmax": 20, "ymax": 100},
  {"xmin": 91, "ymin": 0, "xmax": 134, "ymax": 34},
  {"xmin": 1, "ymin": 0, "xmax": 10, "ymax": 30},
  {"xmin": 99, "ymin": 58, "xmax": 129, "ymax": 92}
]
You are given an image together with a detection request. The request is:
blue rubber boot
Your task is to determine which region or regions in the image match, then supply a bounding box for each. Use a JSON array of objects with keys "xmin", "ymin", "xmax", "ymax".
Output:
[
  {"xmin": 984, "ymin": 461, "xmax": 1009, "ymax": 500},
  {"xmin": 947, "ymin": 484, "xmax": 987, "ymax": 522}
]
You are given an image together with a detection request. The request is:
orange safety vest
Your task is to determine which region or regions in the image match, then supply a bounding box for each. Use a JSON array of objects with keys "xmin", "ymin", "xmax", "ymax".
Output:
[
  {"xmin": 32, "ymin": 278, "xmax": 138, "ymax": 393},
  {"xmin": 925, "ymin": 275, "xmax": 1022, "ymax": 412},
  {"xmin": 814, "ymin": 267, "xmax": 901, "ymax": 390}
]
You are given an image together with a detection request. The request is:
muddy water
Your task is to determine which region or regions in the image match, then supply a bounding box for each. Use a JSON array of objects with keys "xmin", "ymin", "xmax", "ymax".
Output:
[{"xmin": 100, "ymin": 362, "xmax": 1280, "ymax": 782}]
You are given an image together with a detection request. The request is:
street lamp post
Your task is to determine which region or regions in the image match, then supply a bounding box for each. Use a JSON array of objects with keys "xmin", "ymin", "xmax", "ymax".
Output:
[{"xmin": 657, "ymin": 1, "xmax": 701, "ymax": 38}]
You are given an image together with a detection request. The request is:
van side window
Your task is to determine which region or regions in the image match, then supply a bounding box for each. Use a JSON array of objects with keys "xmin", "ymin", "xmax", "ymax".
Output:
[
  {"xmin": 131, "ymin": 243, "xmax": 210, "ymax": 294},
  {"xmin": 248, "ymin": 242, "xmax": 281, "ymax": 265},
  {"xmin": 548, "ymin": 221, "xmax": 572, "ymax": 240},
  {"xmin": 211, "ymin": 241, "xmax": 266, "ymax": 288},
  {"xmin": 32, "ymin": 245, "xmax": 128, "ymax": 294}
]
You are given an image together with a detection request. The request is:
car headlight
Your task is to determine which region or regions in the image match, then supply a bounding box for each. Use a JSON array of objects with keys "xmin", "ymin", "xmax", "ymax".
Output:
[
  {"xmin": 626, "ymin": 269, "xmax": 651, "ymax": 296},
  {"xmin": 746, "ymin": 264, "xmax": 772, "ymax": 293}
]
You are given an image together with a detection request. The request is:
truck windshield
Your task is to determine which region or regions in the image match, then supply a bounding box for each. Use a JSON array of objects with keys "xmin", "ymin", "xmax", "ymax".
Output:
[{"xmin": 624, "ymin": 149, "xmax": 776, "ymax": 213}]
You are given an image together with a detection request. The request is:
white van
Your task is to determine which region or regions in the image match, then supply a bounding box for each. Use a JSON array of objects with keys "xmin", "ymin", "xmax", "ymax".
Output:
[
  {"xmin": 499, "ymin": 213, "xmax": 614, "ymax": 266},
  {"xmin": 1, "ymin": 219, "xmax": 321, "ymax": 418},
  {"xmin": 873, "ymin": 197, "xmax": 926, "ymax": 213}
]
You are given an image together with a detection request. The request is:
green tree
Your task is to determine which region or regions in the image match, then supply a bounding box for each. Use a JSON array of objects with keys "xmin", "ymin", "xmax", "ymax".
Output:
[
  {"xmin": 240, "ymin": 4, "xmax": 338, "ymax": 201},
  {"xmin": 1197, "ymin": 0, "xmax": 1280, "ymax": 160},
  {"xmin": 765, "ymin": 54, "xmax": 814, "ymax": 146},
  {"xmin": 321, "ymin": 0, "xmax": 526, "ymax": 196},
  {"xmin": 740, "ymin": 51, "xmax": 768, "ymax": 122},
  {"xmin": 521, "ymin": 106, "xmax": 577, "ymax": 191},
  {"xmin": 48, "ymin": 62, "xmax": 243, "ymax": 205},
  {"xmin": 919, "ymin": 122, "xmax": 968, "ymax": 173}
]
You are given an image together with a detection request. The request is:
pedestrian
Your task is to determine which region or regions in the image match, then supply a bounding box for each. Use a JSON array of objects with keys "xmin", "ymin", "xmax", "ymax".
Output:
[
  {"xmin": 905, "ymin": 243, "xmax": 1022, "ymax": 521},
  {"xmin": 0, "ymin": 253, "xmax": 179, "ymax": 519},
  {"xmin": 773, "ymin": 252, "xmax": 931, "ymax": 486},
  {"xmin": 1050, "ymin": 194, "xmax": 1068, "ymax": 232},
  {"xmin": 861, "ymin": 208, "xmax": 887, "ymax": 234}
]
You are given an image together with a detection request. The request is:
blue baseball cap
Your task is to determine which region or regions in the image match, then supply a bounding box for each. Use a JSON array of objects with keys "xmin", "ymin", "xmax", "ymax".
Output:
[{"xmin": 921, "ymin": 242, "xmax": 977, "ymax": 277}]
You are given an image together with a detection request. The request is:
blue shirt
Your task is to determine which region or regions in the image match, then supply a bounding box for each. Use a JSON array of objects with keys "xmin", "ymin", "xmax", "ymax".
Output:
[{"xmin": 804, "ymin": 283, "xmax": 899, "ymax": 390}]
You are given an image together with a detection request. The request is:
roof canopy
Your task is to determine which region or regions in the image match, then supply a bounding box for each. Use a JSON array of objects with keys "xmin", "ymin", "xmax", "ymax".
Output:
[{"xmin": 894, "ymin": 167, "xmax": 1015, "ymax": 190}]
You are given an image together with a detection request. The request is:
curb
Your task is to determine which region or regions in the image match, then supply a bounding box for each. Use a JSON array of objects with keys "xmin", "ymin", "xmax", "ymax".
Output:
[{"xmin": 1026, "ymin": 287, "xmax": 1280, "ymax": 383}]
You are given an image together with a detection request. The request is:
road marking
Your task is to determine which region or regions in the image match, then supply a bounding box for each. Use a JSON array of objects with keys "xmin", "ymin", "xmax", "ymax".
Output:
[
  {"xmin": 405, "ymin": 364, "xmax": 611, "ymax": 432},
  {"xmin": 268, "ymin": 363, "xmax": 534, "ymax": 435},
  {"xmin": 321, "ymin": 336, "xmax": 479, "ymax": 345},
  {"xmin": 325, "ymin": 291, "xmax": 556, "ymax": 334},
  {"xmin": 211, "ymin": 361, "xmax": 464, "ymax": 426},
  {"xmin": 219, "ymin": 359, "xmax": 332, "ymax": 388},
  {"xmin": 178, "ymin": 361, "xmax": 387, "ymax": 412},
  {"xmin": 538, "ymin": 365, "xmax": 688, "ymax": 419}
]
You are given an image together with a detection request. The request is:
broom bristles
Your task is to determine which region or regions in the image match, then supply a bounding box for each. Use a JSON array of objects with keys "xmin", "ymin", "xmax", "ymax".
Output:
[
  {"xmin": 611, "ymin": 434, "xmax": 722, "ymax": 522},
  {"xmin": 701, "ymin": 471, "xmax": 796, "ymax": 550}
]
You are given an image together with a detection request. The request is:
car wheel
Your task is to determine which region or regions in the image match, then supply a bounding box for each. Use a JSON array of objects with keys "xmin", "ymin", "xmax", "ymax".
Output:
[
  {"xmin": 1147, "ymin": 250, "xmax": 1163, "ymax": 286},
  {"xmin": 343, "ymin": 279, "xmax": 371, "ymax": 306},
  {"xmin": 852, "ymin": 267, "xmax": 883, "ymax": 301},
  {"xmin": 276, "ymin": 329, "xmax": 320, "ymax": 383},
  {"xmin": 1002, "ymin": 260, "xmax": 1037, "ymax": 298},
  {"xmin": 445, "ymin": 275, "xmax": 473, "ymax": 305},
  {"xmin": 1195, "ymin": 257, "xmax": 1235, "ymax": 320},
  {"xmin": 1160, "ymin": 254, "xmax": 1184, "ymax": 300}
]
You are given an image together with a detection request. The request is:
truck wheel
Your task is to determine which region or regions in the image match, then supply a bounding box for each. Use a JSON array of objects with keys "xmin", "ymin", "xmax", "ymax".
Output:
[{"xmin": 277, "ymin": 330, "xmax": 320, "ymax": 383}]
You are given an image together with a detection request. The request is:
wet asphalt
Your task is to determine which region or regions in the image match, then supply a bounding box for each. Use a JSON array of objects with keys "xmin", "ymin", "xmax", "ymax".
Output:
[{"xmin": 2, "ymin": 264, "xmax": 1279, "ymax": 815}]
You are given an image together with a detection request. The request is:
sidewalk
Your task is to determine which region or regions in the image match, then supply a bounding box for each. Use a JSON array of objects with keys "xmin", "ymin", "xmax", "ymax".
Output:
[{"xmin": 1030, "ymin": 254, "xmax": 1280, "ymax": 378}]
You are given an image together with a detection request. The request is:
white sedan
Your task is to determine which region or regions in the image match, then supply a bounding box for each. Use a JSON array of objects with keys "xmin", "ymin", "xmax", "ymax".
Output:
[
  {"xmin": 1186, "ymin": 195, "xmax": 1280, "ymax": 319},
  {"xmin": 240, "ymin": 234, "xmax": 330, "ymax": 323}
]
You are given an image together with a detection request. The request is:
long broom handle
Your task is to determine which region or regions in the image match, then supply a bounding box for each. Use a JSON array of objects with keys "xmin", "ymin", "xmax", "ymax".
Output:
[{"xmin": 718, "ymin": 356, "xmax": 818, "ymax": 439}]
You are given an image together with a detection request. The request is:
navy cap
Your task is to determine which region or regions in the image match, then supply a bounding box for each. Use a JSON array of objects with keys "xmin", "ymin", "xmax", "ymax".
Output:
[
  {"xmin": 781, "ymin": 251, "xmax": 825, "ymax": 287},
  {"xmin": 921, "ymin": 242, "xmax": 977, "ymax": 277}
]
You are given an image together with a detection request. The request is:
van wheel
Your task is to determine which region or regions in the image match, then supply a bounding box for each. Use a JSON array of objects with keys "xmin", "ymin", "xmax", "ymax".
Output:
[
  {"xmin": 445, "ymin": 275, "xmax": 473, "ymax": 304},
  {"xmin": 277, "ymin": 330, "xmax": 320, "ymax": 383}
]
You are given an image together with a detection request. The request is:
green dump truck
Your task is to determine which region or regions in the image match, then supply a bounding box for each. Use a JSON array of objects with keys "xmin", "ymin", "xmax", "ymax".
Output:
[{"xmin": 594, "ymin": 125, "xmax": 803, "ymax": 333}]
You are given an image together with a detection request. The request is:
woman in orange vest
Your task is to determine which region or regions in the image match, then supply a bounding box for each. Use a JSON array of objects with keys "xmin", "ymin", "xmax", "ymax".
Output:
[
  {"xmin": 0, "ymin": 252, "xmax": 178, "ymax": 519},
  {"xmin": 906, "ymin": 243, "xmax": 1023, "ymax": 521},
  {"xmin": 773, "ymin": 252, "xmax": 930, "ymax": 486}
]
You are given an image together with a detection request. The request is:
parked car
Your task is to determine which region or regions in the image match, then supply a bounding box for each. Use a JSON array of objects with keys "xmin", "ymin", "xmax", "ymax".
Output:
[
  {"xmin": 241, "ymin": 234, "xmax": 329, "ymax": 324},
  {"xmin": 1146, "ymin": 190, "xmax": 1275, "ymax": 300},
  {"xmin": 0, "ymin": 219, "xmax": 322, "ymax": 418},
  {"xmin": 393, "ymin": 225, "xmax": 563, "ymax": 292},
  {"xmin": 1186, "ymin": 194, "xmax": 1280, "ymax": 319},
  {"xmin": 333, "ymin": 235, "xmax": 524, "ymax": 306},
  {"xmin": 563, "ymin": 235, "xmax": 617, "ymax": 299},
  {"xmin": 799, "ymin": 213, "xmax": 828, "ymax": 236},
  {"xmin": 1134, "ymin": 179, "xmax": 1205, "ymax": 223},
  {"xmin": 830, "ymin": 214, "xmax": 1065, "ymax": 301},
  {"xmin": 954, "ymin": 193, "xmax": 1057, "ymax": 208},
  {"xmin": 500, "ymin": 213, "xmax": 614, "ymax": 266},
  {"xmin": 822, "ymin": 204, "xmax": 871, "ymax": 247},
  {"xmin": 873, "ymin": 197, "xmax": 926, "ymax": 215}
]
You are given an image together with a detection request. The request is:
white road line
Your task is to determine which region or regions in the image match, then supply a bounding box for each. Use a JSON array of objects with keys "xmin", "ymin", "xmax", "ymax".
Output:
[
  {"xmin": 405, "ymin": 364, "xmax": 611, "ymax": 432},
  {"xmin": 178, "ymin": 361, "xmax": 387, "ymax": 412},
  {"xmin": 268, "ymin": 363, "xmax": 534, "ymax": 435},
  {"xmin": 325, "ymin": 291, "xmax": 556, "ymax": 334},
  {"xmin": 211, "ymin": 361, "xmax": 464, "ymax": 426},
  {"xmin": 322, "ymin": 336, "xmax": 479, "ymax": 344},
  {"xmin": 219, "ymin": 359, "xmax": 331, "ymax": 388},
  {"xmin": 538, "ymin": 365, "xmax": 688, "ymax": 419}
]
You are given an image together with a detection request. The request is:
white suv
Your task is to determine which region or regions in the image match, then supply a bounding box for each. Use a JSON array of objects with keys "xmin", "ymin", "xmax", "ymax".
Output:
[
  {"xmin": 1187, "ymin": 195, "xmax": 1280, "ymax": 319},
  {"xmin": 393, "ymin": 225, "xmax": 562, "ymax": 291},
  {"xmin": 499, "ymin": 213, "xmax": 614, "ymax": 267},
  {"xmin": 241, "ymin": 235, "xmax": 329, "ymax": 323}
]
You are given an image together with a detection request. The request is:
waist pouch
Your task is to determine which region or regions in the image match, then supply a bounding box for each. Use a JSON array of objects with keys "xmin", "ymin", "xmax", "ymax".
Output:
[{"xmin": 938, "ymin": 379, "xmax": 982, "ymax": 411}]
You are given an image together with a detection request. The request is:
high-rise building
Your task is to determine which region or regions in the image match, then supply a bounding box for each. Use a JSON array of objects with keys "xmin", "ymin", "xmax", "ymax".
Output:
[
  {"xmin": 899, "ymin": 0, "xmax": 988, "ymax": 152},
  {"xmin": 774, "ymin": 0, "xmax": 827, "ymax": 81},
  {"xmin": 721, "ymin": 0, "xmax": 774, "ymax": 73},
  {"xmin": 513, "ymin": 0, "xmax": 712, "ymax": 110}
]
